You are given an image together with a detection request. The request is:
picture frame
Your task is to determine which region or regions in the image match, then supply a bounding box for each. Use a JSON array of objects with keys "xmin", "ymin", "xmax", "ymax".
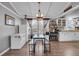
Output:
[{"xmin": 5, "ymin": 14, "xmax": 15, "ymax": 26}]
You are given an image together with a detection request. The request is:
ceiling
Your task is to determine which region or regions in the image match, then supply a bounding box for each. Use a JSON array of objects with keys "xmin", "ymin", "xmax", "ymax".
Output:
[
  {"xmin": 11, "ymin": 2, "xmax": 68, "ymax": 19},
  {"xmin": 1, "ymin": 2, "xmax": 79, "ymax": 19}
]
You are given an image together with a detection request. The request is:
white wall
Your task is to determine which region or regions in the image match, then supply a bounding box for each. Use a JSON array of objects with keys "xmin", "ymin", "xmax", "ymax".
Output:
[
  {"xmin": 0, "ymin": 5, "xmax": 21, "ymax": 25},
  {"xmin": 0, "ymin": 5, "xmax": 21, "ymax": 53}
]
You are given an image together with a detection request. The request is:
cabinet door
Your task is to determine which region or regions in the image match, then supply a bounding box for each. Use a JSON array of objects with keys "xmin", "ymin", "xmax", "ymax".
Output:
[
  {"xmin": 75, "ymin": 32, "xmax": 79, "ymax": 41},
  {"xmin": 65, "ymin": 32, "xmax": 75, "ymax": 41},
  {"xmin": 72, "ymin": 32, "xmax": 76, "ymax": 40}
]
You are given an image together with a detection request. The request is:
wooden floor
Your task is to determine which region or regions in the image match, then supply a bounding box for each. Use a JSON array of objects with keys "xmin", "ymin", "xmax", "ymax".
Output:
[
  {"xmin": 3, "ymin": 41, "xmax": 79, "ymax": 56},
  {"xmin": 34, "ymin": 40, "xmax": 44, "ymax": 56}
]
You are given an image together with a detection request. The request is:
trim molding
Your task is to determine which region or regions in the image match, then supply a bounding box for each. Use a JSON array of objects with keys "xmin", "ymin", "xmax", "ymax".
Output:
[
  {"xmin": 0, "ymin": 3, "xmax": 20, "ymax": 18},
  {"xmin": 0, "ymin": 48, "xmax": 10, "ymax": 56}
]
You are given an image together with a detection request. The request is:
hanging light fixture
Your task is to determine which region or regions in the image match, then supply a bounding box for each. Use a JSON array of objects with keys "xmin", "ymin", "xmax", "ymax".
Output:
[{"xmin": 36, "ymin": 2, "xmax": 43, "ymax": 20}]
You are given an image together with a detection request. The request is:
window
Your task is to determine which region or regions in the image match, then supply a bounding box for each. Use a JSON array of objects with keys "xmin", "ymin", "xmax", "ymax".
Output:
[
  {"xmin": 32, "ymin": 19, "xmax": 44, "ymax": 35},
  {"xmin": 66, "ymin": 19, "xmax": 75, "ymax": 30}
]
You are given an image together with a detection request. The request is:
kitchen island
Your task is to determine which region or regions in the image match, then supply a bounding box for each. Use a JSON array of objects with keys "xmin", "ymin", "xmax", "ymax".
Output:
[{"xmin": 59, "ymin": 31, "xmax": 79, "ymax": 41}]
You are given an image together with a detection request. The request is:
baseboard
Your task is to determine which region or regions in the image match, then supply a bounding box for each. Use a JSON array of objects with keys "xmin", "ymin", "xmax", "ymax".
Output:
[{"xmin": 0, "ymin": 48, "xmax": 10, "ymax": 56}]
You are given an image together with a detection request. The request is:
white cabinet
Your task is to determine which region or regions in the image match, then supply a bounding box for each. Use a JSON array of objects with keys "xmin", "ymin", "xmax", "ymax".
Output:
[
  {"xmin": 59, "ymin": 32, "xmax": 79, "ymax": 41},
  {"xmin": 11, "ymin": 33, "xmax": 26, "ymax": 49},
  {"xmin": 75, "ymin": 32, "xmax": 79, "ymax": 41}
]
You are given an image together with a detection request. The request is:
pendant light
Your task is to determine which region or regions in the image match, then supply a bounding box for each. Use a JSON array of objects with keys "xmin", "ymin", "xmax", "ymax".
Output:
[{"xmin": 36, "ymin": 2, "xmax": 43, "ymax": 21}]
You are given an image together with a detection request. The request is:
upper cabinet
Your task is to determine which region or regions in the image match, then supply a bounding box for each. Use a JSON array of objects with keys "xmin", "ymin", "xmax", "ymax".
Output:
[
  {"xmin": 73, "ymin": 17, "xmax": 79, "ymax": 31},
  {"xmin": 49, "ymin": 20, "xmax": 57, "ymax": 32},
  {"xmin": 56, "ymin": 18, "xmax": 66, "ymax": 31}
]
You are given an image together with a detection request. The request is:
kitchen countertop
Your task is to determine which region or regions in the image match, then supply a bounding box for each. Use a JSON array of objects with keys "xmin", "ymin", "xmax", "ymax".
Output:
[{"xmin": 60, "ymin": 30, "xmax": 79, "ymax": 32}]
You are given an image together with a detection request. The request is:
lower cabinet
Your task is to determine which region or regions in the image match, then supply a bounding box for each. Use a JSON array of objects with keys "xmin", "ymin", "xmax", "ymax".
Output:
[
  {"xmin": 11, "ymin": 33, "xmax": 26, "ymax": 49},
  {"xmin": 59, "ymin": 32, "xmax": 79, "ymax": 41}
]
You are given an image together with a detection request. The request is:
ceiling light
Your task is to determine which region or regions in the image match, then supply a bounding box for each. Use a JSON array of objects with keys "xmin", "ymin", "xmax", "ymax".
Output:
[{"xmin": 36, "ymin": 2, "xmax": 43, "ymax": 20}]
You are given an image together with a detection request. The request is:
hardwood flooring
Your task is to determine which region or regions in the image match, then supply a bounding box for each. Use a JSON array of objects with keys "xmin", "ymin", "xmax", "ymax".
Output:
[
  {"xmin": 3, "ymin": 41, "xmax": 79, "ymax": 56},
  {"xmin": 34, "ymin": 40, "xmax": 44, "ymax": 56}
]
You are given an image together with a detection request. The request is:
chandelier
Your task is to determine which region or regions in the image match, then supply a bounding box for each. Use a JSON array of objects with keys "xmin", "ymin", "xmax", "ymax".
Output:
[{"xmin": 36, "ymin": 2, "xmax": 43, "ymax": 20}]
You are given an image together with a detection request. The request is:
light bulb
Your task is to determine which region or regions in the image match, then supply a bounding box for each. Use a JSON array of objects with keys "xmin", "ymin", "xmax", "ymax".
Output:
[{"xmin": 41, "ymin": 14, "xmax": 43, "ymax": 17}]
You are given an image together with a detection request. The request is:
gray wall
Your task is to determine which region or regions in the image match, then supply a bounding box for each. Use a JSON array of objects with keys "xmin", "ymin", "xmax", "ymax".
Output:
[
  {"xmin": 0, "ymin": 36, "xmax": 9, "ymax": 52},
  {"xmin": 0, "ymin": 5, "xmax": 21, "ymax": 53}
]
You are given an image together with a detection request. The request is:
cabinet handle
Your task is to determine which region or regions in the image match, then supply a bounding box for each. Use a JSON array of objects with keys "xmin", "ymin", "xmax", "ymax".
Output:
[{"xmin": 14, "ymin": 36, "xmax": 20, "ymax": 38}]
